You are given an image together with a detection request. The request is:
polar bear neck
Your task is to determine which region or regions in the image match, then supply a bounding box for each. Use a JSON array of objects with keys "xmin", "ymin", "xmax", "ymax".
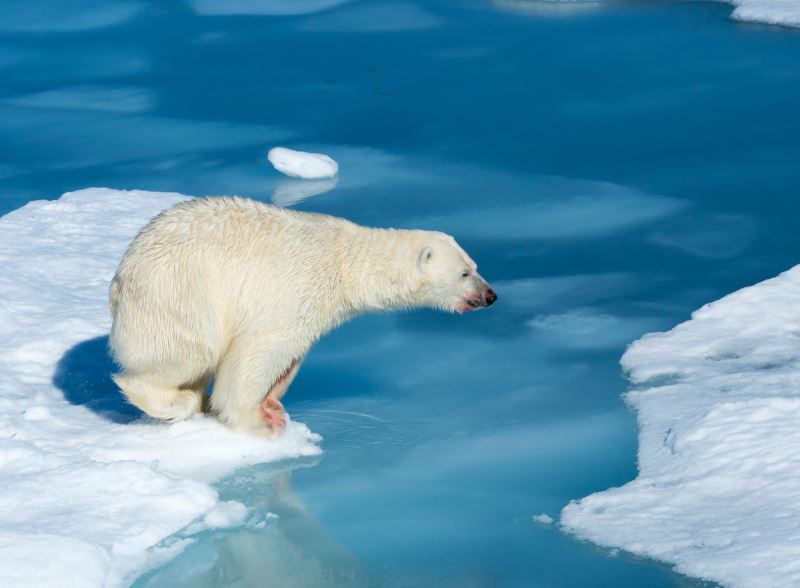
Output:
[{"xmin": 337, "ymin": 226, "xmax": 422, "ymax": 314}]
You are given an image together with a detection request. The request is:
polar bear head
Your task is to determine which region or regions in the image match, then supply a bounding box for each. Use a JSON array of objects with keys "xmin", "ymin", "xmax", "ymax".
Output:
[{"xmin": 413, "ymin": 231, "xmax": 497, "ymax": 313}]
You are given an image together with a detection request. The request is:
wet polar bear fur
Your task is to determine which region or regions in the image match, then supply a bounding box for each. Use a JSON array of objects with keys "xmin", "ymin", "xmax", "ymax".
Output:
[{"xmin": 110, "ymin": 197, "xmax": 496, "ymax": 435}]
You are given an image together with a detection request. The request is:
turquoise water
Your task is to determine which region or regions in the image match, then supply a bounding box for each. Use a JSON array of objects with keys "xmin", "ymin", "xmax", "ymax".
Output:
[{"xmin": 4, "ymin": 0, "xmax": 800, "ymax": 586}]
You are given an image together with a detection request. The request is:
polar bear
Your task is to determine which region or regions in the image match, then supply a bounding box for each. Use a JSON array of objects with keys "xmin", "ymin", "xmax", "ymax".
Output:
[{"xmin": 109, "ymin": 197, "xmax": 496, "ymax": 435}]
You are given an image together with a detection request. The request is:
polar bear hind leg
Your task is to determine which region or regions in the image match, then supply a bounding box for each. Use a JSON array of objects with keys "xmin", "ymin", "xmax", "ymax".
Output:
[{"xmin": 113, "ymin": 372, "xmax": 208, "ymax": 422}]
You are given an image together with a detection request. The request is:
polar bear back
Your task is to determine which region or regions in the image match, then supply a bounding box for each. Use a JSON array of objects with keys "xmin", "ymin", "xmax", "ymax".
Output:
[{"xmin": 110, "ymin": 197, "xmax": 354, "ymax": 365}]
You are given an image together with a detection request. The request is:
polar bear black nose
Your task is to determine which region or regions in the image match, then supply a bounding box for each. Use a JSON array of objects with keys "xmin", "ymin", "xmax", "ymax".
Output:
[{"xmin": 484, "ymin": 288, "xmax": 497, "ymax": 306}]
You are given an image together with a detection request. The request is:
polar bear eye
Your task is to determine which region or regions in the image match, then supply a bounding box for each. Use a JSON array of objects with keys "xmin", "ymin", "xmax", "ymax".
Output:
[{"xmin": 461, "ymin": 270, "xmax": 470, "ymax": 278}]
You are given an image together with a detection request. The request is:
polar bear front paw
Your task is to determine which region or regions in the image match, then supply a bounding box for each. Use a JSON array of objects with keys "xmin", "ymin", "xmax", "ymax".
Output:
[{"xmin": 260, "ymin": 396, "xmax": 286, "ymax": 433}]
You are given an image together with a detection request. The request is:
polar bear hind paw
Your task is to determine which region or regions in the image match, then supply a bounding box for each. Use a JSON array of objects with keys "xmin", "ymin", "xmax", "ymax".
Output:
[{"xmin": 114, "ymin": 374, "xmax": 203, "ymax": 422}]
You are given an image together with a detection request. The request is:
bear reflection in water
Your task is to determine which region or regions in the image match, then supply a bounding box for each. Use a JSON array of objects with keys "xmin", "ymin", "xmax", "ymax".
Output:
[{"xmin": 136, "ymin": 458, "xmax": 377, "ymax": 588}]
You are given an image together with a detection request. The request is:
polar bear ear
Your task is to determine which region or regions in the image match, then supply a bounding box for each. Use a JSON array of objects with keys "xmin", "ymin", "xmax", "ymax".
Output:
[{"xmin": 417, "ymin": 246, "xmax": 433, "ymax": 270}]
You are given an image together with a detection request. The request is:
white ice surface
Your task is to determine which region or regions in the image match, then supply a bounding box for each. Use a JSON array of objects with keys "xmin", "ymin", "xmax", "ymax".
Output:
[
  {"xmin": 500, "ymin": 0, "xmax": 800, "ymax": 27},
  {"xmin": 0, "ymin": 188, "xmax": 321, "ymax": 588},
  {"xmin": 267, "ymin": 146, "xmax": 339, "ymax": 179},
  {"xmin": 561, "ymin": 265, "xmax": 800, "ymax": 587},
  {"xmin": 729, "ymin": 0, "xmax": 800, "ymax": 26}
]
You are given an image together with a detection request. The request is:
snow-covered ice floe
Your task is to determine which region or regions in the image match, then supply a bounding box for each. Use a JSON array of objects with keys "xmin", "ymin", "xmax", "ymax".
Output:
[
  {"xmin": 728, "ymin": 0, "xmax": 800, "ymax": 27},
  {"xmin": 561, "ymin": 266, "xmax": 800, "ymax": 587},
  {"xmin": 267, "ymin": 146, "xmax": 339, "ymax": 180},
  {"xmin": 499, "ymin": 0, "xmax": 800, "ymax": 27},
  {"xmin": 0, "ymin": 188, "xmax": 321, "ymax": 588}
]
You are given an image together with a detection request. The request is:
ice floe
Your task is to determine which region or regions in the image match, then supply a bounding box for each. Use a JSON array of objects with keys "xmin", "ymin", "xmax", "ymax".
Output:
[
  {"xmin": 496, "ymin": 0, "xmax": 800, "ymax": 27},
  {"xmin": 268, "ymin": 146, "xmax": 339, "ymax": 179},
  {"xmin": 729, "ymin": 0, "xmax": 800, "ymax": 27},
  {"xmin": 0, "ymin": 188, "xmax": 321, "ymax": 588},
  {"xmin": 561, "ymin": 265, "xmax": 800, "ymax": 587}
]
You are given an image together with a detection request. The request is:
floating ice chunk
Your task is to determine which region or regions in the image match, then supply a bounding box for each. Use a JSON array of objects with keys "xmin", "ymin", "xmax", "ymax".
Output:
[
  {"xmin": 267, "ymin": 146, "xmax": 339, "ymax": 180},
  {"xmin": 561, "ymin": 265, "xmax": 800, "ymax": 587},
  {"xmin": 532, "ymin": 513, "xmax": 554, "ymax": 525}
]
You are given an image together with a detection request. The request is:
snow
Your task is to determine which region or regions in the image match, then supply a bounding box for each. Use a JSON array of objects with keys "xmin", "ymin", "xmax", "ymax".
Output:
[
  {"xmin": 561, "ymin": 265, "xmax": 800, "ymax": 587},
  {"xmin": 267, "ymin": 146, "xmax": 339, "ymax": 180},
  {"xmin": 501, "ymin": 0, "xmax": 800, "ymax": 27},
  {"xmin": 0, "ymin": 188, "xmax": 321, "ymax": 588},
  {"xmin": 729, "ymin": 0, "xmax": 800, "ymax": 26}
]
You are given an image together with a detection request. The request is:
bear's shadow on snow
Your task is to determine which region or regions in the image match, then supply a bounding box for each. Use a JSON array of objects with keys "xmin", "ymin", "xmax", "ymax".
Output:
[
  {"xmin": 53, "ymin": 336, "xmax": 375, "ymax": 424},
  {"xmin": 53, "ymin": 335, "xmax": 144, "ymax": 424}
]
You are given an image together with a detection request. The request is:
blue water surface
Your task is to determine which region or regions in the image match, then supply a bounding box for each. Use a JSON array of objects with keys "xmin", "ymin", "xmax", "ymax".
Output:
[{"xmin": 3, "ymin": 0, "xmax": 800, "ymax": 586}]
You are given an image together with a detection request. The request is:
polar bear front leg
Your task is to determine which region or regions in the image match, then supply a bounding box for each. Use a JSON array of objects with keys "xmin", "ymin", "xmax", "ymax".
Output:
[{"xmin": 211, "ymin": 337, "xmax": 302, "ymax": 436}]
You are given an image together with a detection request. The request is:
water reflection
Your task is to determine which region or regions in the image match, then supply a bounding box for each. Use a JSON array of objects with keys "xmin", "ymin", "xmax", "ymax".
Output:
[
  {"xmin": 136, "ymin": 458, "xmax": 376, "ymax": 588},
  {"xmin": 272, "ymin": 177, "xmax": 339, "ymax": 206}
]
